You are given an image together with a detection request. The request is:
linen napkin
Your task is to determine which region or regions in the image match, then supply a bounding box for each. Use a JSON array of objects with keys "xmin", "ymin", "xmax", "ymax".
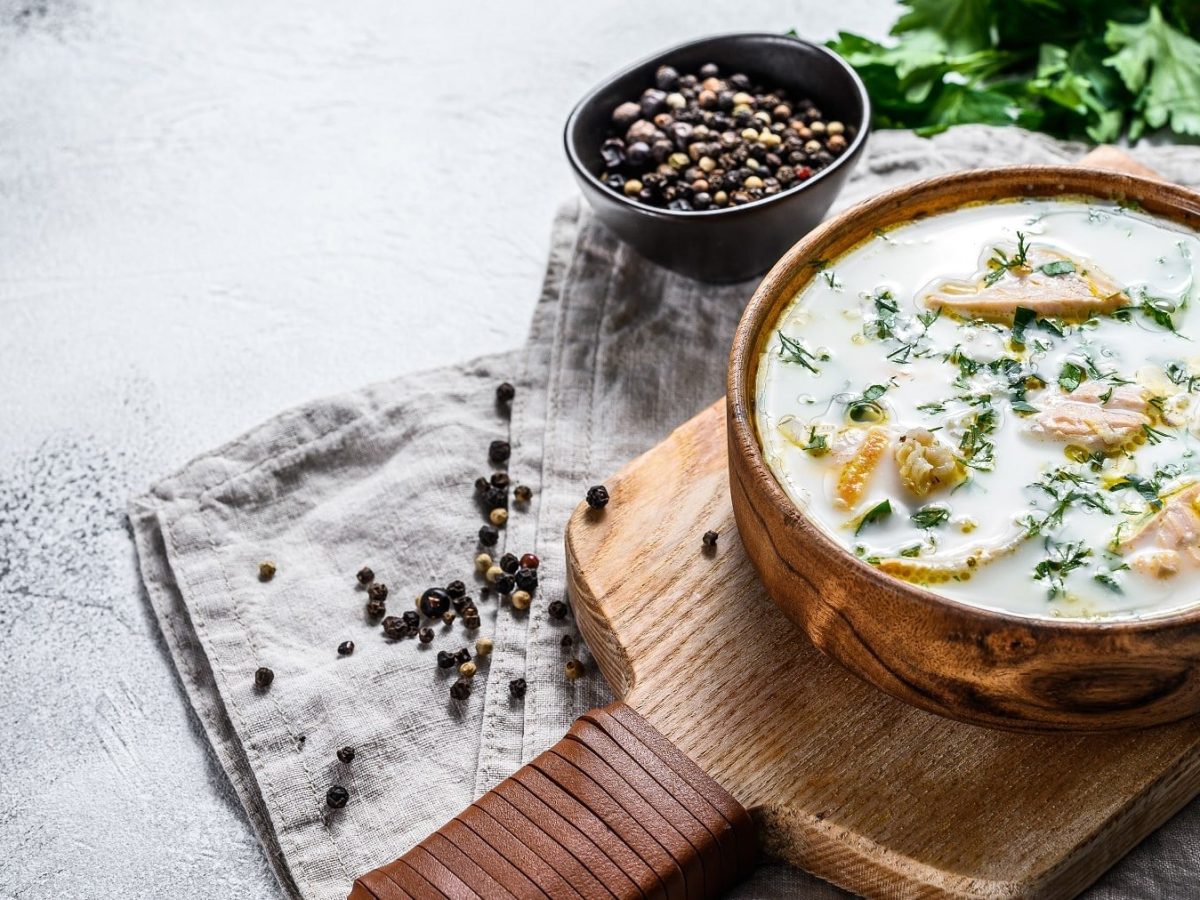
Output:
[{"xmin": 131, "ymin": 126, "xmax": 1200, "ymax": 900}]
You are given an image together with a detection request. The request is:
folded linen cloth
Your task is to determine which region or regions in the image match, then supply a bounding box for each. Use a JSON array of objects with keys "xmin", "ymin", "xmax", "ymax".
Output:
[{"xmin": 131, "ymin": 126, "xmax": 1200, "ymax": 900}]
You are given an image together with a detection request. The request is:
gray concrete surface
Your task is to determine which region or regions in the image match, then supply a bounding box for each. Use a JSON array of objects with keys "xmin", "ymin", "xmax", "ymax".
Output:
[{"xmin": 0, "ymin": 2, "xmax": 909, "ymax": 896}]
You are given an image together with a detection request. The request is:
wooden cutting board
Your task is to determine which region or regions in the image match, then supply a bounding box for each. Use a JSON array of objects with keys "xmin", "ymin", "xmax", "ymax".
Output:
[{"xmin": 563, "ymin": 149, "xmax": 1200, "ymax": 899}]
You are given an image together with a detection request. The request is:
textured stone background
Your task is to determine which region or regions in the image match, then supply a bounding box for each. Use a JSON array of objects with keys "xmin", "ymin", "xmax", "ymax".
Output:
[{"xmin": 0, "ymin": 2, "xmax": 905, "ymax": 897}]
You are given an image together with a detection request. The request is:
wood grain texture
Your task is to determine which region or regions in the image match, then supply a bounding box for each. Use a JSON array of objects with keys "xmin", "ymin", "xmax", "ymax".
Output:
[
  {"xmin": 350, "ymin": 701, "xmax": 757, "ymax": 900},
  {"xmin": 727, "ymin": 155, "xmax": 1200, "ymax": 731},
  {"xmin": 566, "ymin": 400, "xmax": 1200, "ymax": 899},
  {"xmin": 565, "ymin": 149, "xmax": 1200, "ymax": 899}
]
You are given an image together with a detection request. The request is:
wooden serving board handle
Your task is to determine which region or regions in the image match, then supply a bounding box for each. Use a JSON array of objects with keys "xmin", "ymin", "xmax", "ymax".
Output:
[{"xmin": 348, "ymin": 701, "xmax": 757, "ymax": 900}]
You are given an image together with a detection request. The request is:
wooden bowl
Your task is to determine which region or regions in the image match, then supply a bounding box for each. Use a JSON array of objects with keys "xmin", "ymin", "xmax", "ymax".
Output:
[{"xmin": 727, "ymin": 165, "xmax": 1200, "ymax": 732}]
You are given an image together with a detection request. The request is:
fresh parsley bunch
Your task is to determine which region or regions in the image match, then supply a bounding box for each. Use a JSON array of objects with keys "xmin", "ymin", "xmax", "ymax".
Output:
[{"xmin": 827, "ymin": 0, "xmax": 1200, "ymax": 141}]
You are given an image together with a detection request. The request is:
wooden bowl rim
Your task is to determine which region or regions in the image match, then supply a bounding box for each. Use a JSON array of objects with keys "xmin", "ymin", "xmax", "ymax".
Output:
[{"xmin": 728, "ymin": 163, "xmax": 1200, "ymax": 637}]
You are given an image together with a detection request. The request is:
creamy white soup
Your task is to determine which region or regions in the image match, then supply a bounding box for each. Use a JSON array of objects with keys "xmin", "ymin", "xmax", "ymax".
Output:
[{"xmin": 756, "ymin": 197, "xmax": 1200, "ymax": 619}]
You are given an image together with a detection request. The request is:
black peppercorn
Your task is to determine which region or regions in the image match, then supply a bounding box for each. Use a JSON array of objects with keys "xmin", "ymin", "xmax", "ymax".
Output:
[
  {"xmin": 382, "ymin": 616, "xmax": 409, "ymax": 639},
  {"xmin": 515, "ymin": 568, "xmax": 538, "ymax": 592},
  {"xmin": 452, "ymin": 594, "xmax": 470, "ymax": 613},
  {"xmin": 437, "ymin": 650, "xmax": 456, "ymax": 669},
  {"xmin": 655, "ymin": 64, "xmax": 680, "ymax": 91},
  {"xmin": 499, "ymin": 552, "xmax": 519, "ymax": 574},
  {"xmin": 450, "ymin": 679, "xmax": 472, "ymax": 701},
  {"xmin": 699, "ymin": 62, "xmax": 719, "ymax": 79},
  {"xmin": 601, "ymin": 136, "xmax": 626, "ymax": 168},
  {"xmin": 474, "ymin": 476, "xmax": 490, "ymax": 494},
  {"xmin": 355, "ymin": 566, "xmax": 374, "ymax": 585},
  {"xmin": 585, "ymin": 485, "xmax": 610, "ymax": 510},
  {"xmin": 254, "ymin": 666, "xmax": 274, "ymax": 690},
  {"xmin": 418, "ymin": 626, "xmax": 434, "ymax": 644},
  {"xmin": 446, "ymin": 580, "xmax": 466, "ymax": 600},
  {"xmin": 483, "ymin": 486, "xmax": 508, "ymax": 511},
  {"xmin": 548, "ymin": 599, "xmax": 568, "ymax": 620},
  {"xmin": 626, "ymin": 140, "xmax": 651, "ymax": 167},
  {"xmin": 366, "ymin": 596, "xmax": 386, "ymax": 618},
  {"xmin": 402, "ymin": 610, "xmax": 420, "ymax": 629},
  {"xmin": 479, "ymin": 524, "xmax": 499, "ymax": 547},
  {"xmin": 494, "ymin": 574, "xmax": 515, "ymax": 595},
  {"xmin": 509, "ymin": 677, "xmax": 527, "ymax": 699},
  {"xmin": 442, "ymin": 610, "xmax": 456, "ymax": 625},
  {"xmin": 337, "ymin": 746, "xmax": 355, "ymax": 764},
  {"xmin": 611, "ymin": 102, "xmax": 640, "ymax": 129},
  {"xmin": 326, "ymin": 785, "xmax": 349, "ymax": 809},
  {"xmin": 640, "ymin": 88, "xmax": 667, "ymax": 118},
  {"xmin": 367, "ymin": 582, "xmax": 388, "ymax": 603},
  {"xmin": 561, "ymin": 634, "xmax": 574, "ymax": 649},
  {"xmin": 513, "ymin": 485, "xmax": 532, "ymax": 504},
  {"xmin": 488, "ymin": 440, "xmax": 511, "ymax": 464},
  {"xmin": 419, "ymin": 587, "xmax": 451, "ymax": 618},
  {"xmin": 496, "ymin": 382, "xmax": 515, "ymax": 403},
  {"xmin": 702, "ymin": 529, "xmax": 719, "ymax": 549},
  {"xmin": 490, "ymin": 472, "xmax": 511, "ymax": 489},
  {"xmin": 455, "ymin": 648, "xmax": 471, "ymax": 664},
  {"xmin": 463, "ymin": 614, "xmax": 481, "ymax": 631},
  {"xmin": 337, "ymin": 640, "xmax": 355, "ymax": 656}
]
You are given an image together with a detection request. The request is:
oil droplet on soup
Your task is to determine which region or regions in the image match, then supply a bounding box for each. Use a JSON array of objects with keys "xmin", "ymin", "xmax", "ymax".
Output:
[{"xmin": 756, "ymin": 198, "xmax": 1200, "ymax": 620}]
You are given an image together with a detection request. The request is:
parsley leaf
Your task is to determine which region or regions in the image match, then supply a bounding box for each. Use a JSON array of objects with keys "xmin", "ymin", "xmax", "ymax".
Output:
[
  {"xmin": 802, "ymin": 427, "xmax": 829, "ymax": 456},
  {"xmin": 855, "ymin": 499, "xmax": 893, "ymax": 535},
  {"xmin": 1038, "ymin": 259, "xmax": 1076, "ymax": 276},
  {"xmin": 1105, "ymin": 6, "xmax": 1200, "ymax": 139},
  {"xmin": 825, "ymin": 3, "xmax": 1200, "ymax": 144},
  {"xmin": 1058, "ymin": 360, "xmax": 1086, "ymax": 392},
  {"xmin": 1011, "ymin": 306, "xmax": 1036, "ymax": 347}
]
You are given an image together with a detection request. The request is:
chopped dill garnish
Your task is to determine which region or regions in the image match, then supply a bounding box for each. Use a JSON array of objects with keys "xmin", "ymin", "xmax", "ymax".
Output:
[
  {"xmin": 1093, "ymin": 563, "xmax": 1130, "ymax": 593},
  {"xmin": 1033, "ymin": 538, "xmax": 1092, "ymax": 599},
  {"xmin": 983, "ymin": 231, "xmax": 1031, "ymax": 286},
  {"xmin": 1107, "ymin": 472, "xmax": 1168, "ymax": 511},
  {"xmin": 1114, "ymin": 290, "xmax": 1182, "ymax": 333},
  {"xmin": 1022, "ymin": 468, "xmax": 1112, "ymax": 537},
  {"xmin": 777, "ymin": 333, "xmax": 819, "ymax": 372},
  {"xmin": 910, "ymin": 504, "xmax": 950, "ymax": 529},
  {"xmin": 958, "ymin": 398, "xmax": 998, "ymax": 471},
  {"xmin": 1142, "ymin": 423, "xmax": 1174, "ymax": 445},
  {"xmin": 1165, "ymin": 361, "xmax": 1200, "ymax": 393}
]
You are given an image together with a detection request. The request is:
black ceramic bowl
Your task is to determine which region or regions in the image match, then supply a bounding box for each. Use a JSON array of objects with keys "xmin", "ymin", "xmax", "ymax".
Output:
[{"xmin": 564, "ymin": 33, "xmax": 870, "ymax": 283}]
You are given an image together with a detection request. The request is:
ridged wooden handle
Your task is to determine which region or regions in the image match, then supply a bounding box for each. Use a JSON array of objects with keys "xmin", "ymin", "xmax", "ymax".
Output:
[{"xmin": 349, "ymin": 701, "xmax": 757, "ymax": 899}]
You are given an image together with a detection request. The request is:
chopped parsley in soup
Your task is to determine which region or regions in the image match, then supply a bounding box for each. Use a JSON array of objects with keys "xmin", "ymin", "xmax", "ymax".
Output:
[{"xmin": 756, "ymin": 198, "xmax": 1200, "ymax": 619}]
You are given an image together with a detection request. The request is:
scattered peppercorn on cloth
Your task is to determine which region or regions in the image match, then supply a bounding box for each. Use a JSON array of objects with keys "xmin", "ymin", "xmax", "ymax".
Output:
[{"xmin": 130, "ymin": 125, "xmax": 1200, "ymax": 900}]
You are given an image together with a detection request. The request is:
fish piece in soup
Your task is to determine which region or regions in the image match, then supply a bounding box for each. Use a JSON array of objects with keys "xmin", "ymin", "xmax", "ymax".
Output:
[
  {"xmin": 833, "ymin": 426, "xmax": 890, "ymax": 510},
  {"xmin": 1027, "ymin": 383, "xmax": 1151, "ymax": 452},
  {"xmin": 1118, "ymin": 483, "xmax": 1200, "ymax": 578},
  {"xmin": 921, "ymin": 243, "xmax": 1126, "ymax": 323},
  {"xmin": 895, "ymin": 428, "xmax": 964, "ymax": 497}
]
